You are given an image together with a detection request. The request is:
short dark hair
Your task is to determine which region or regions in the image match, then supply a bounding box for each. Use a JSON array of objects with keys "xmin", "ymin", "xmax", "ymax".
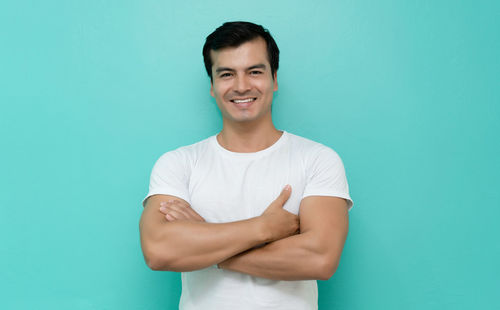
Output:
[{"xmin": 202, "ymin": 21, "xmax": 280, "ymax": 81}]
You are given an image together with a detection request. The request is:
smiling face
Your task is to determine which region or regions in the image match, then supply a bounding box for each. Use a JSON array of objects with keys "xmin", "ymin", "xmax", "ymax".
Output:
[{"xmin": 210, "ymin": 37, "xmax": 278, "ymax": 126}]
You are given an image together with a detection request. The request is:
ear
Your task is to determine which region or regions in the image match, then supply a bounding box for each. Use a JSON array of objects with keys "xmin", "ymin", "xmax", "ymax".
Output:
[
  {"xmin": 273, "ymin": 72, "xmax": 278, "ymax": 91},
  {"xmin": 210, "ymin": 81, "xmax": 214, "ymax": 97}
]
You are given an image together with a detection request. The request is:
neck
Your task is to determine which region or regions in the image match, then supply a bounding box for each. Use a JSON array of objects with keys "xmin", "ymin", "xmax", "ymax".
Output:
[{"xmin": 217, "ymin": 118, "xmax": 282, "ymax": 153}]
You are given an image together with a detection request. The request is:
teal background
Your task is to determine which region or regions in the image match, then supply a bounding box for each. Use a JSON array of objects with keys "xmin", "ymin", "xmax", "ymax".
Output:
[{"xmin": 1, "ymin": 0, "xmax": 499, "ymax": 309}]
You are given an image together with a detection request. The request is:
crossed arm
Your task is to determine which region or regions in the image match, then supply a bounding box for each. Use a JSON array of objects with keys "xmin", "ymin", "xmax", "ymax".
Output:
[
  {"xmin": 139, "ymin": 188, "xmax": 349, "ymax": 280},
  {"xmin": 218, "ymin": 196, "xmax": 348, "ymax": 280}
]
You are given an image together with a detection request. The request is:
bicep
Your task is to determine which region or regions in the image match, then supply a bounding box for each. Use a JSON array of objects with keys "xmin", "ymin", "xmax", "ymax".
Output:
[
  {"xmin": 140, "ymin": 194, "xmax": 189, "ymax": 242},
  {"xmin": 299, "ymin": 196, "xmax": 349, "ymax": 257}
]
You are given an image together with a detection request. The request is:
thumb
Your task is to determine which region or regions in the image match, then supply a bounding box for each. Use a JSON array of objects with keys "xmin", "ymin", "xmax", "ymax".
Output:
[{"xmin": 274, "ymin": 184, "xmax": 292, "ymax": 207}]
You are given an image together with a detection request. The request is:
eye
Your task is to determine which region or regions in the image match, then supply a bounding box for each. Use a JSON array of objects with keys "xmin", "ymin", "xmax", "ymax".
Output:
[
  {"xmin": 250, "ymin": 70, "xmax": 262, "ymax": 75},
  {"xmin": 220, "ymin": 72, "xmax": 232, "ymax": 78}
]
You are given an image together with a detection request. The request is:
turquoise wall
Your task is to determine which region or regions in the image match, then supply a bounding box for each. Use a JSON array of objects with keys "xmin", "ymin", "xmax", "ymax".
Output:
[{"xmin": 1, "ymin": 0, "xmax": 499, "ymax": 309}]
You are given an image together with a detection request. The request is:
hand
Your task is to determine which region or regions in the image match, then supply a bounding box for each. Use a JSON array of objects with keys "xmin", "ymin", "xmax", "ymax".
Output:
[
  {"xmin": 159, "ymin": 199, "xmax": 205, "ymax": 222},
  {"xmin": 260, "ymin": 185, "xmax": 299, "ymax": 242}
]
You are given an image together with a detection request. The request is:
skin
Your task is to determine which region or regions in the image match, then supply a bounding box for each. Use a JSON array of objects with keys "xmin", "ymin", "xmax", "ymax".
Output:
[
  {"xmin": 210, "ymin": 37, "xmax": 281, "ymax": 152},
  {"xmin": 139, "ymin": 37, "xmax": 349, "ymax": 280},
  {"xmin": 140, "ymin": 187, "xmax": 298, "ymax": 271}
]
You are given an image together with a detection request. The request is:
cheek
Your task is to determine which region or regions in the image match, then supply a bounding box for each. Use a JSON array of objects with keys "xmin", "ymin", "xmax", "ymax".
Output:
[
  {"xmin": 260, "ymin": 83, "xmax": 275, "ymax": 96},
  {"xmin": 213, "ymin": 83, "xmax": 230, "ymax": 99}
]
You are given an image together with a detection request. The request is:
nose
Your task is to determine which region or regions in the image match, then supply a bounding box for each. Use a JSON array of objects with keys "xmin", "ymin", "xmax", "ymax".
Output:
[{"xmin": 233, "ymin": 75, "xmax": 251, "ymax": 94}]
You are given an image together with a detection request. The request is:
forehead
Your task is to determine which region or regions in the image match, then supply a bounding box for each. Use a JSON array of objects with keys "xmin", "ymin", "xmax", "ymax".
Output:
[{"xmin": 210, "ymin": 37, "xmax": 270, "ymax": 70}]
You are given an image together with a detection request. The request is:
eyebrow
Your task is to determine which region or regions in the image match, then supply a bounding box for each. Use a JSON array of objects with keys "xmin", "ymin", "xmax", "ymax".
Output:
[{"xmin": 215, "ymin": 63, "xmax": 267, "ymax": 73}]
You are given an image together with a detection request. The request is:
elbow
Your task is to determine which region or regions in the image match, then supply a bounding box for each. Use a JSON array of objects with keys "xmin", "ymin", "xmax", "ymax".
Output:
[
  {"xmin": 142, "ymin": 244, "xmax": 192, "ymax": 272},
  {"xmin": 140, "ymin": 229, "xmax": 182, "ymax": 271},
  {"xmin": 145, "ymin": 255, "xmax": 168, "ymax": 271},
  {"xmin": 316, "ymin": 266, "xmax": 337, "ymax": 281},
  {"xmin": 142, "ymin": 243, "xmax": 176, "ymax": 271},
  {"xmin": 315, "ymin": 255, "xmax": 340, "ymax": 281},
  {"xmin": 143, "ymin": 249, "xmax": 166, "ymax": 271},
  {"xmin": 147, "ymin": 260, "xmax": 163, "ymax": 271}
]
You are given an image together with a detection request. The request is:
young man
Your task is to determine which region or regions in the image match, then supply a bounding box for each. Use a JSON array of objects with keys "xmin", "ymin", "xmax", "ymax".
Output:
[{"xmin": 140, "ymin": 21, "xmax": 353, "ymax": 310}]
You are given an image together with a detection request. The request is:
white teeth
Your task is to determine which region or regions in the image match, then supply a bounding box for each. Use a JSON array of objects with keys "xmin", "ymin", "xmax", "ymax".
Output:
[{"xmin": 233, "ymin": 98, "xmax": 255, "ymax": 103}]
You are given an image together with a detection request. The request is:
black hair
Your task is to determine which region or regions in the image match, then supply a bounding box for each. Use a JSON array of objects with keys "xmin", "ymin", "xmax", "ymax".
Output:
[{"xmin": 202, "ymin": 21, "xmax": 280, "ymax": 81}]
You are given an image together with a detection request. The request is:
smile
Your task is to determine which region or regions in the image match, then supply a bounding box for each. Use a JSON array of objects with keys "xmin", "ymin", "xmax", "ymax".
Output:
[{"xmin": 230, "ymin": 98, "xmax": 257, "ymax": 104}]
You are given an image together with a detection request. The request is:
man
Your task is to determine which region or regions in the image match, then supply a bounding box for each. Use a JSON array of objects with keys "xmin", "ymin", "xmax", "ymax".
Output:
[{"xmin": 139, "ymin": 21, "xmax": 353, "ymax": 309}]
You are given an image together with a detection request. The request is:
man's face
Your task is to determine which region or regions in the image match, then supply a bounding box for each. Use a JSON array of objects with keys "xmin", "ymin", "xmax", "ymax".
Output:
[{"xmin": 210, "ymin": 37, "xmax": 278, "ymax": 125}]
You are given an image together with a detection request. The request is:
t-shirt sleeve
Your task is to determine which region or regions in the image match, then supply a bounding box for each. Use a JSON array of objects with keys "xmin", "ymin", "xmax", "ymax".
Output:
[
  {"xmin": 142, "ymin": 149, "xmax": 191, "ymax": 207},
  {"xmin": 302, "ymin": 146, "xmax": 353, "ymax": 211}
]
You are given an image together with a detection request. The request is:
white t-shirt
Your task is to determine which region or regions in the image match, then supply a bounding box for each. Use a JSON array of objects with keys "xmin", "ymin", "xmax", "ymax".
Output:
[{"xmin": 144, "ymin": 131, "xmax": 353, "ymax": 310}]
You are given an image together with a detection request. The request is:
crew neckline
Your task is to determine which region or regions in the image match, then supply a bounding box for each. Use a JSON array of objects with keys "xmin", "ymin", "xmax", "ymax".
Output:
[{"xmin": 211, "ymin": 131, "xmax": 288, "ymax": 159}]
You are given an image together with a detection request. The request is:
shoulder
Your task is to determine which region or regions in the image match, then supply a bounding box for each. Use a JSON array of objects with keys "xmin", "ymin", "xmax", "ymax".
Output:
[
  {"xmin": 158, "ymin": 136, "xmax": 213, "ymax": 161},
  {"xmin": 155, "ymin": 135, "xmax": 214, "ymax": 166},
  {"xmin": 286, "ymin": 132, "xmax": 342, "ymax": 163}
]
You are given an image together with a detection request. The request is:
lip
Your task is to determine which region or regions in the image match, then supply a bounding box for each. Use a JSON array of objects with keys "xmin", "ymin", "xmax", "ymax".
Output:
[
  {"xmin": 229, "ymin": 97, "xmax": 257, "ymax": 108},
  {"xmin": 230, "ymin": 97, "xmax": 257, "ymax": 103}
]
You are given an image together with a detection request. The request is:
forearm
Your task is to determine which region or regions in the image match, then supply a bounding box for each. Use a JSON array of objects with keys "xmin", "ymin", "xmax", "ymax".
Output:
[
  {"xmin": 219, "ymin": 232, "xmax": 342, "ymax": 281},
  {"xmin": 141, "ymin": 217, "xmax": 269, "ymax": 272},
  {"xmin": 140, "ymin": 188, "xmax": 298, "ymax": 273}
]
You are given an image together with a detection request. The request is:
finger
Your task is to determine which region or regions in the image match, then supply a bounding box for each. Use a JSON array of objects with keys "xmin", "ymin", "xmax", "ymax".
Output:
[
  {"xmin": 159, "ymin": 206, "xmax": 169, "ymax": 215},
  {"xmin": 185, "ymin": 208, "xmax": 205, "ymax": 222},
  {"xmin": 164, "ymin": 209, "xmax": 188, "ymax": 221},
  {"xmin": 160, "ymin": 199, "xmax": 190, "ymax": 207},
  {"xmin": 174, "ymin": 200, "xmax": 191, "ymax": 208},
  {"xmin": 160, "ymin": 200, "xmax": 174, "ymax": 207},
  {"xmin": 159, "ymin": 203, "xmax": 185, "ymax": 215},
  {"xmin": 164, "ymin": 199, "xmax": 191, "ymax": 208},
  {"xmin": 165, "ymin": 213, "xmax": 176, "ymax": 221},
  {"xmin": 163, "ymin": 204, "xmax": 203, "ymax": 222},
  {"xmin": 163, "ymin": 205, "xmax": 193, "ymax": 220},
  {"xmin": 274, "ymin": 184, "xmax": 292, "ymax": 206},
  {"xmin": 168, "ymin": 201, "xmax": 205, "ymax": 222},
  {"xmin": 160, "ymin": 201, "xmax": 204, "ymax": 221},
  {"xmin": 179, "ymin": 205, "xmax": 204, "ymax": 221}
]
